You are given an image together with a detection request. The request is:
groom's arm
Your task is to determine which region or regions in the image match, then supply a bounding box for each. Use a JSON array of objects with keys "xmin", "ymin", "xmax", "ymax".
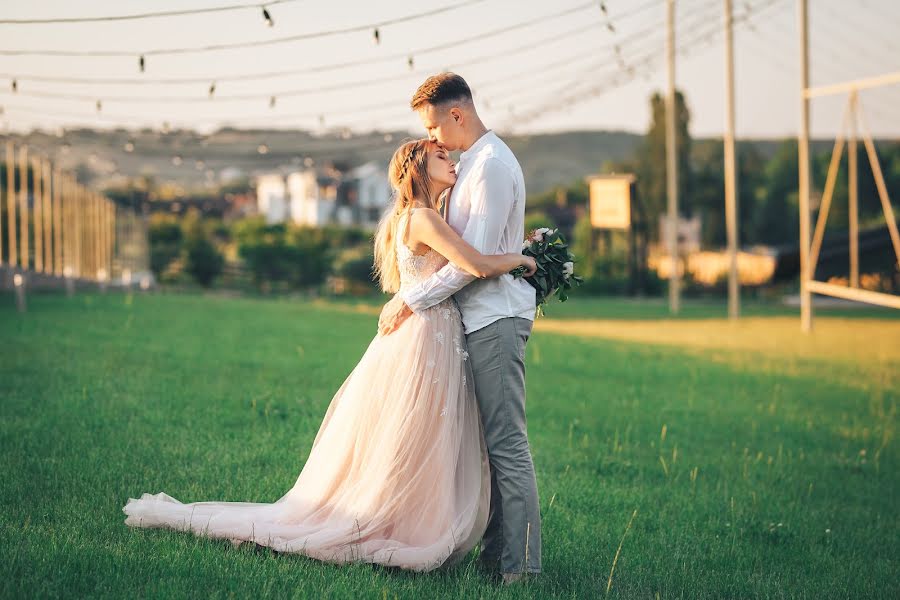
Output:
[{"xmin": 400, "ymin": 158, "xmax": 516, "ymax": 313}]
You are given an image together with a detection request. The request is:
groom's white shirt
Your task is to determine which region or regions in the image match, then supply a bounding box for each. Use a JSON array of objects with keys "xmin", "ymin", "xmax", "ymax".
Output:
[{"xmin": 400, "ymin": 130, "xmax": 536, "ymax": 334}]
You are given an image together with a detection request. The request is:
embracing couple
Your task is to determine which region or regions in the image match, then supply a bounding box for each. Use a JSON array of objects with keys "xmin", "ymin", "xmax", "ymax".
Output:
[{"xmin": 123, "ymin": 73, "xmax": 542, "ymax": 584}]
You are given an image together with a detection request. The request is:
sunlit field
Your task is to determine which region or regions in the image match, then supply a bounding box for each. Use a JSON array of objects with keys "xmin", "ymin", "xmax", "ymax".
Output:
[{"xmin": 1, "ymin": 291, "xmax": 897, "ymax": 599}]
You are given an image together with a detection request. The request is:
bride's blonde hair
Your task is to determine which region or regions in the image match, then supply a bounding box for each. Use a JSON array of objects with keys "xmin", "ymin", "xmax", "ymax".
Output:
[{"xmin": 373, "ymin": 139, "xmax": 443, "ymax": 293}]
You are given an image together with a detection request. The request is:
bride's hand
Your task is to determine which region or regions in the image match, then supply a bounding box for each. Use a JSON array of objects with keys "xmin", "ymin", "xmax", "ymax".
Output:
[{"xmin": 378, "ymin": 294, "xmax": 413, "ymax": 336}]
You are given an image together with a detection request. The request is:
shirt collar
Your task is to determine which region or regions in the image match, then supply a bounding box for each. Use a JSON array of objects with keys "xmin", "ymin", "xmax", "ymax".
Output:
[{"xmin": 459, "ymin": 129, "xmax": 494, "ymax": 163}]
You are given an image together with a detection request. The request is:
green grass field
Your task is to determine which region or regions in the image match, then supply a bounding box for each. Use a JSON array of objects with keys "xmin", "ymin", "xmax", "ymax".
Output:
[{"xmin": 1, "ymin": 291, "xmax": 898, "ymax": 599}]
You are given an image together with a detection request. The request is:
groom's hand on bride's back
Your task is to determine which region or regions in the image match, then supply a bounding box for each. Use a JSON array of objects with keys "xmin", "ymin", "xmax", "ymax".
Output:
[{"xmin": 378, "ymin": 294, "xmax": 413, "ymax": 335}]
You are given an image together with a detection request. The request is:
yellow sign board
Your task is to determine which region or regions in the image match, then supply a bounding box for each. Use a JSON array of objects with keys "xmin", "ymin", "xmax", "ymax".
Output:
[{"xmin": 588, "ymin": 175, "xmax": 634, "ymax": 230}]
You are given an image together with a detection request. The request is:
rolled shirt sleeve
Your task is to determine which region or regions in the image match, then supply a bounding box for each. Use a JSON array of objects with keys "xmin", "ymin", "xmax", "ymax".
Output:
[{"xmin": 400, "ymin": 157, "xmax": 516, "ymax": 313}]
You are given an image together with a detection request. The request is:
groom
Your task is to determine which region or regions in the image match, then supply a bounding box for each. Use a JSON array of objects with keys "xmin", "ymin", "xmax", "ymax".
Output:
[{"xmin": 378, "ymin": 73, "xmax": 541, "ymax": 583}]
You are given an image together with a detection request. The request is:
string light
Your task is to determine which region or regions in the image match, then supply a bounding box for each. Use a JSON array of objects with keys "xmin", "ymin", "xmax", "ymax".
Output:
[
  {"xmin": 262, "ymin": 6, "xmax": 274, "ymax": 27},
  {"xmin": 407, "ymin": 56, "xmax": 414, "ymax": 70},
  {"xmin": 11, "ymin": 78, "xmax": 17, "ymax": 92},
  {"xmin": 96, "ymin": 100, "xmax": 102, "ymax": 112},
  {"xmin": 373, "ymin": 28, "xmax": 380, "ymax": 44},
  {"xmin": 0, "ymin": 0, "xmax": 303, "ymax": 24},
  {"xmin": 0, "ymin": 0, "xmax": 487, "ymax": 57},
  {"xmin": 269, "ymin": 95, "xmax": 276, "ymax": 108},
  {"xmin": 139, "ymin": 55, "xmax": 145, "ymax": 72},
  {"xmin": 208, "ymin": 82, "xmax": 216, "ymax": 98},
  {"xmin": 0, "ymin": 1, "xmax": 627, "ymax": 87}
]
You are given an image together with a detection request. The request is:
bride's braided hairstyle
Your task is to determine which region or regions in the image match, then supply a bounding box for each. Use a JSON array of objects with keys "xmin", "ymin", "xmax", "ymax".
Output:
[{"xmin": 373, "ymin": 139, "xmax": 441, "ymax": 293}]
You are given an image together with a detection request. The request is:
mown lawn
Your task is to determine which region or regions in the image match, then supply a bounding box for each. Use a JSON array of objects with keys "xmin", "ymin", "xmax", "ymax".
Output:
[{"xmin": 1, "ymin": 291, "xmax": 897, "ymax": 599}]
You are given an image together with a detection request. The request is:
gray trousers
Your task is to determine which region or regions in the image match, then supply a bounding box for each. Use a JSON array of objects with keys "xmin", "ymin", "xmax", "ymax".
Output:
[{"xmin": 465, "ymin": 316, "xmax": 541, "ymax": 575}]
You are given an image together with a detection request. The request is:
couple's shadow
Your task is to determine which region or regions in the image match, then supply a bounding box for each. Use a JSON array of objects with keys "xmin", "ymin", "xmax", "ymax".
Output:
[{"xmin": 224, "ymin": 537, "xmax": 503, "ymax": 583}]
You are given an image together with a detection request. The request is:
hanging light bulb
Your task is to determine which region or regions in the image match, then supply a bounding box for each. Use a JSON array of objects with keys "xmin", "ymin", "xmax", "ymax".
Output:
[
  {"xmin": 606, "ymin": 22, "xmax": 615, "ymax": 33},
  {"xmin": 373, "ymin": 28, "xmax": 380, "ymax": 44},
  {"xmin": 124, "ymin": 140, "xmax": 135, "ymax": 153},
  {"xmin": 318, "ymin": 115, "xmax": 325, "ymax": 127},
  {"xmin": 269, "ymin": 95, "xmax": 276, "ymax": 108},
  {"xmin": 139, "ymin": 55, "xmax": 145, "ymax": 72},
  {"xmin": 407, "ymin": 55, "xmax": 415, "ymax": 70},
  {"xmin": 172, "ymin": 154, "xmax": 183, "ymax": 166},
  {"xmin": 208, "ymin": 82, "xmax": 216, "ymax": 98},
  {"xmin": 11, "ymin": 79, "xmax": 17, "ymax": 93},
  {"xmin": 262, "ymin": 6, "xmax": 274, "ymax": 27},
  {"xmin": 96, "ymin": 100, "xmax": 102, "ymax": 112},
  {"xmin": 257, "ymin": 143, "xmax": 269, "ymax": 155},
  {"xmin": 599, "ymin": 2, "xmax": 608, "ymax": 15}
]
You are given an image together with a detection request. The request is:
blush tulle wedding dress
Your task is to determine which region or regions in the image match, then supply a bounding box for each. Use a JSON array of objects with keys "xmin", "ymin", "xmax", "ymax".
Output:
[{"xmin": 123, "ymin": 217, "xmax": 490, "ymax": 572}]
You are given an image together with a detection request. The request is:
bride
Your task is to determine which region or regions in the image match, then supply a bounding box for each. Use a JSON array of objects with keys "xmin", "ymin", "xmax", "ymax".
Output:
[{"xmin": 123, "ymin": 139, "xmax": 537, "ymax": 572}]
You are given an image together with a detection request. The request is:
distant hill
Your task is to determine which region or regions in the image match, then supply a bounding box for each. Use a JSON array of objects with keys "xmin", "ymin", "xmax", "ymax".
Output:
[{"xmin": 5, "ymin": 127, "xmax": 844, "ymax": 198}]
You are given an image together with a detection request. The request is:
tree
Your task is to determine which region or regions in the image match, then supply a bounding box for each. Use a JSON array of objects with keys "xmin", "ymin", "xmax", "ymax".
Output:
[
  {"xmin": 635, "ymin": 90, "xmax": 692, "ymax": 238},
  {"xmin": 756, "ymin": 140, "xmax": 800, "ymax": 246},
  {"xmin": 182, "ymin": 214, "xmax": 224, "ymax": 287},
  {"xmin": 149, "ymin": 216, "xmax": 183, "ymax": 279}
]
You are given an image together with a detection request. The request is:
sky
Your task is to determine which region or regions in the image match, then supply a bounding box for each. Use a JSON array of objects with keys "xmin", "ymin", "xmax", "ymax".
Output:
[{"xmin": 0, "ymin": 0, "xmax": 898, "ymax": 139}]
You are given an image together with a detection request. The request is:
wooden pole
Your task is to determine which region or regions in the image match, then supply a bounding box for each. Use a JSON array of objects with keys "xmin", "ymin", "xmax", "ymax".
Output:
[
  {"xmin": 857, "ymin": 110, "xmax": 900, "ymax": 266},
  {"xmin": 75, "ymin": 183, "xmax": 82, "ymax": 278},
  {"xmin": 798, "ymin": 0, "xmax": 812, "ymax": 332},
  {"xmin": 92, "ymin": 192, "xmax": 98, "ymax": 281},
  {"xmin": 666, "ymin": 0, "xmax": 680, "ymax": 314},
  {"xmin": 32, "ymin": 156, "xmax": 43, "ymax": 274},
  {"xmin": 43, "ymin": 158, "xmax": 52, "ymax": 274},
  {"xmin": 63, "ymin": 174, "xmax": 71, "ymax": 277},
  {"xmin": 5, "ymin": 142, "xmax": 15, "ymax": 268},
  {"xmin": 848, "ymin": 91, "xmax": 859, "ymax": 288},
  {"xmin": 53, "ymin": 167, "xmax": 62, "ymax": 276},
  {"xmin": 809, "ymin": 99, "xmax": 850, "ymax": 274},
  {"xmin": 108, "ymin": 200, "xmax": 115, "ymax": 277},
  {"xmin": 724, "ymin": 0, "xmax": 739, "ymax": 318},
  {"xmin": 18, "ymin": 145, "xmax": 29, "ymax": 270}
]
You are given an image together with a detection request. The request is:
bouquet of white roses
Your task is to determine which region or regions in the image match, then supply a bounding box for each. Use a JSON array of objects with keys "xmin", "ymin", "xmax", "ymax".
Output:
[{"xmin": 510, "ymin": 227, "xmax": 583, "ymax": 315}]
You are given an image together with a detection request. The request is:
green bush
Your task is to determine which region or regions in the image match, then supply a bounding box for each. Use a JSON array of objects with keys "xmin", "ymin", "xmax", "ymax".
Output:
[
  {"xmin": 149, "ymin": 219, "xmax": 183, "ymax": 279},
  {"xmin": 184, "ymin": 236, "xmax": 224, "ymax": 287}
]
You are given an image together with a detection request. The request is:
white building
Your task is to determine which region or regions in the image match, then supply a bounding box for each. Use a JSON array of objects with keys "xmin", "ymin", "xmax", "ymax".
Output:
[
  {"xmin": 349, "ymin": 162, "xmax": 392, "ymax": 228},
  {"xmin": 255, "ymin": 161, "xmax": 390, "ymax": 229},
  {"xmin": 256, "ymin": 174, "xmax": 288, "ymax": 224},
  {"xmin": 287, "ymin": 170, "xmax": 337, "ymax": 226}
]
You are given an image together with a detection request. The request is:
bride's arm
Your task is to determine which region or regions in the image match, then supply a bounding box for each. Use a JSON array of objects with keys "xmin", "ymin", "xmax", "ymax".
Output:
[{"xmin": 408, "ymin": 208, "xmax": 535, "ymax": 279}]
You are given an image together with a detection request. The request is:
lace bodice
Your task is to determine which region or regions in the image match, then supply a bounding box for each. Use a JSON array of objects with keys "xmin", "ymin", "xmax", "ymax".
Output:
[{"xmin": 396, "ymin": 213, "xmax": 449, "ymax": 291}]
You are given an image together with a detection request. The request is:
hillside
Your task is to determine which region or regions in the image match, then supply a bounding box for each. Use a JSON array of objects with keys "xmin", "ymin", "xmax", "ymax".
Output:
[{"xmin": 5, "ymin": 127, "xmax": 842, "ymax": 198}]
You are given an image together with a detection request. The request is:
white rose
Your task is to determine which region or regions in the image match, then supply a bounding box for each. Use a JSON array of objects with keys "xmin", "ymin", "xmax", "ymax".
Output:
[
  {"xmin": 532, "ymin": 227, "xmax": 551, "ymax": 242},
  {"xmin": 563, "ymin": 261, "xmax": 574, "ymax": 277}
]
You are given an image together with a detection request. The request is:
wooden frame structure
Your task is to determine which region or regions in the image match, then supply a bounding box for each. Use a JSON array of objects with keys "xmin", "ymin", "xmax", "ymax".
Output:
[
  {"xmin": 796, "ymin": 0, "xmax": 900, "ymax": 330},
  {"xmin": 1, "ymin": 142, "xmax": 120, "ymax": 286}
]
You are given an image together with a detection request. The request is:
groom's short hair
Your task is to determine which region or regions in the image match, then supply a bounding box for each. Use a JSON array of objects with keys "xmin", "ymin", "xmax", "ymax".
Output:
[{"xmin": 410, "ymin": 73, "xmax": 473, "ymax": 110}]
